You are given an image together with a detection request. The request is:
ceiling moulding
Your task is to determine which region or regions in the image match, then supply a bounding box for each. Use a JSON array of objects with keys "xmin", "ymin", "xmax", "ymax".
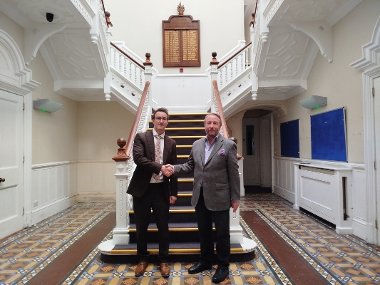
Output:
[
  {"xmin": 24, "ymin": 23, "xmax": 66, "ymax": 65},
  {"xmin": 290, "ymin": 21, "xmax": 333, "ymax": 63}
]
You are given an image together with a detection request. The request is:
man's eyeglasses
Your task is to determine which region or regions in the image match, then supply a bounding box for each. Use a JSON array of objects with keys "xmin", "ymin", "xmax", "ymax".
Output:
[{"xmin": 154, "ymin": 117, "xmax": 168, "ymax": 121}]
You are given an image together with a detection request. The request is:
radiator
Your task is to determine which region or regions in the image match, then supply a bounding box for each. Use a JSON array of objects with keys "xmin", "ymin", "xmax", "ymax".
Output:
[{"xmin": 294, "ymin": 163, "xmax": 352, "ymax": 234}]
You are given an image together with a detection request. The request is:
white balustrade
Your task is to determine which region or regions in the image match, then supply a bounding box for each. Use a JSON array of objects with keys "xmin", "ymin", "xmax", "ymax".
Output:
[
  {"xmin": 110, "ymin": 44, "xmax": 145, "ymax": 90},
  {"xmin": 217, "ymin": 44, "xmax": 252, "ymax": 90}
]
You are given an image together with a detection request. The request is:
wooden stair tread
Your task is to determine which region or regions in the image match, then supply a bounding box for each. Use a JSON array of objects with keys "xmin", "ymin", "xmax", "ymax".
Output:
[
  {"xmin": 149, "ymin": 127, "xmax": 204, "ymax": 130},
  {"xmin": 110, "ymin": 243, "xmax": 248, "ymax": 255},
  {"xmin": 129, "ymin": 222, "xmax": 199, "ymax": 231},
  {"xmin": 129, "ymin": 206, "xmax": 195, "ymax": 214},
  {"xmin": 169, "ymin": 119, "xmax": 204, "ymax": 123},
  {"xmin": 170, "ymin": 135, "xmax": 204, "ymax": 138},
  {"xmin": 178, "ymin": 178, "xmax": 193, "ymax": 182}
]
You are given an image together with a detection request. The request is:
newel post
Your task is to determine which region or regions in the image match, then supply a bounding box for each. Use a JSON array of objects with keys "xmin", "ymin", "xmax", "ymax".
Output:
[
  {"xmin": 144, "ymin": 52, "xmax": 153, "ymax": 81},
  {"xmin": 112, "ymin": 138, "xmax": 130, "ymax": 245},
  {"xmin": 210, "ymin": 52, "xmax": 219, "ymax": 81}
]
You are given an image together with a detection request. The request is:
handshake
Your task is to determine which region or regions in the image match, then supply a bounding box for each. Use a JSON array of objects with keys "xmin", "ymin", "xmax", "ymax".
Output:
[{"xmin": 161, "ymin": 164, "xmax": 174, "ymax": 177}]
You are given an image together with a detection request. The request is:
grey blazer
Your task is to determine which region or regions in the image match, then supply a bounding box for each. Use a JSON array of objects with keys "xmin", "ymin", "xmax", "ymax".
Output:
[{"xmin": 174, "ymin": 135, "xmax": 240, "ymax": 211}]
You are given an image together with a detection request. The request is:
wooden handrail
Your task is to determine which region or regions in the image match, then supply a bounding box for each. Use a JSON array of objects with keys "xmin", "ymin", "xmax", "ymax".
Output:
[
  {"xmin": 113, "ymin": 81, "xmax": 151, "ymax": 161},
  {"xmin": 125, "ymin": 81, "xmax": 151, "ymax": 156},
  {"xmin": 100, "ymin": 0, "xmax": 110, "ymax": 27},
  {"xmin": 211, "ymin": 80, "xmax": 230, "ymax": 138},
  {"xmin": 111, "ymin": 42, "xmax": 146, "ymax": 70},
  {"xmin": 217, "ymin": 42, "xmax": 252, "ymax": 69},
  {"xmin": 251, "ymin": 0, "xmax": 259, "ymax": 29}
]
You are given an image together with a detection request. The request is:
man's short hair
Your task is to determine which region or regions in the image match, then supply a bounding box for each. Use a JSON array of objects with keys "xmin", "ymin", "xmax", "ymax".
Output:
[
  {"xmin": 151, "ymin": 107, "xmax": 169, "ymax": 120},
  {"xmin": 204, "ymin": 112, "xmax": 222, "ymax": 126}
]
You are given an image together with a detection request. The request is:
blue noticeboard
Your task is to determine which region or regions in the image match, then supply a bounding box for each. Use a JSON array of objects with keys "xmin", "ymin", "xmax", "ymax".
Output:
[
  {"xmin": 280, "ymin": 119, "xmax": 299, "ymax": 158},
  {"xmin": 311, "ymin": 107, "xmax": 347, "ymax": 162}
]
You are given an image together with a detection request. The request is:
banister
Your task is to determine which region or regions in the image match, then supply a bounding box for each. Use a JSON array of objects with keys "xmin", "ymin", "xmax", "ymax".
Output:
[
  {"xmin": 111, "ymin": 42, "xmax": 146, "ymax": 70},
  {"xmin": 250, "ymin": 0, "xmax": 259, "ymax": 28},
  {"xmin": 113, "ymin": 81, "xmax": 151, "ymax": 161},
  {"xmin": 125, "ymin": 81, "xmax": 151, "ymax": 156},
  {"xmin": 218, "ymin": 42, "xmax": 252, "ymax": 69},
  {"xmin": 100, "ymin": 0, "xmax": 111, "ymax": 27},
  {"xmin": 211, "ymin": 80, "xmax": 230, "ymax": 138}
]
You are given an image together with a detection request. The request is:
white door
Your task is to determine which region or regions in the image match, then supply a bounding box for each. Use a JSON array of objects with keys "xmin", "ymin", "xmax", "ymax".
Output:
[
  {"xmin": 374, "ymin": 77, "xmax": 380, "ymax": 245},
  {"xmin": 0, "ymin": 89, "xmax": 24, "ymax": 238},
  {"xmin": 243, "ymin": 118, "xmax": 260, "ymax": 185}
]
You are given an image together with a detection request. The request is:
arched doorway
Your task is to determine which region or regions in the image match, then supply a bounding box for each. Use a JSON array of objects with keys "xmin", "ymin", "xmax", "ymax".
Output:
[{"xmin": 0, "ymin": 29, "xmax": 38, "ymax": 238}]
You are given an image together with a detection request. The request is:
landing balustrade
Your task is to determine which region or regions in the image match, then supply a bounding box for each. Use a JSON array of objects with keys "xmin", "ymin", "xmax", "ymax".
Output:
[
  {"xmin": 110, "ymin": 42, "xmax": 146, "ymax": 91},
  {"xmin": 217, "ymin": 42, "xmax": 252, "ymax": 90}
]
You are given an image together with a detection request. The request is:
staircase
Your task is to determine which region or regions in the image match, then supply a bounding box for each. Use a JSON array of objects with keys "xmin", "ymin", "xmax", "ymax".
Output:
[{"xmin": 100, "ymin": 113, "xmax": 255, "ymax": 262}]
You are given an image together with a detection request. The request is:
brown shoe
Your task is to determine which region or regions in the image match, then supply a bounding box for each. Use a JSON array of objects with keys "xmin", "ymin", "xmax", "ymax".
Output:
[
  {"xmin": 134, "ymin": 261, "xmax": 148, "ymax": 277},
  {"xmin": 159, "ymin": 262, "xmax": 170, "ymax": 278}
]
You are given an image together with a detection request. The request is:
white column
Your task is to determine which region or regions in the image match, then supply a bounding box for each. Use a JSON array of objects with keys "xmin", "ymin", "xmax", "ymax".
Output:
[{"xmin": 112, "ymin": 161, "xmax": 130, "ymax": 244}]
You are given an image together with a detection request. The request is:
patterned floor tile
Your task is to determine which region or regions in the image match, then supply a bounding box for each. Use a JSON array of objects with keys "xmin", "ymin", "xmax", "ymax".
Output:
[
  {"xmin": 1, "ymin": 194, "xmax": 380, "ymax": 285},
  {"xmin": 0, "ymin": 202, "xmax": 114, "ymax": 284},
  {"xmin": 243, "ymin": 195, "xmax": 380, "ymax": 284}
]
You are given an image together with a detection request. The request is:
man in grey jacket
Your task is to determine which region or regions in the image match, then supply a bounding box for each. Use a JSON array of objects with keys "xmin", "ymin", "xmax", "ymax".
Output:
[{"xmin": 165, "ymin": 113, "xmax": 240, "ymax": 283}]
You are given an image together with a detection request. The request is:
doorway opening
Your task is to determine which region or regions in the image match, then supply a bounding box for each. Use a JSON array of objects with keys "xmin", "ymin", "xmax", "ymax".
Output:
[{"xmin": 242, "ymin": 109, "xmax": 272, "ymax": 194}]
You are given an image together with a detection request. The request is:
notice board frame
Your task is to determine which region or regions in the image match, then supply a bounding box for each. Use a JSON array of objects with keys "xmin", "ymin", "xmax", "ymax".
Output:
[
  {"xmin": 311, "ymin": 107, "xmax": 347, "ymax": 162},
  {"xmin": 280, "ymin": 119, "xmax": 300, "ymax": 158},
  {"xmin": 162, "ymin": 15, "xmax": 200, "ymax": 68}
]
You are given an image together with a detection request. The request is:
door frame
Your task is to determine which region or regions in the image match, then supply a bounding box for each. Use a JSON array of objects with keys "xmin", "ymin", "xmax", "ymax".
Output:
[
  {"xmin": 0, "ymin": 29, "xmax": 39, "ymax": 227},
  {"xmin": 374, "ymin": 77, "xmax": 380, "ymax": 245},
  {"xmin": 351, "ymin": 17, "xmax": 380, "ymax": 245}
]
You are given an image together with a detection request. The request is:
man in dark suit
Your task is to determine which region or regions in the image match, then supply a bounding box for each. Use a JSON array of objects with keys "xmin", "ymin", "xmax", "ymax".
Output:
[
  {"xmin": 166, "ymin": 113, "xmax": 240, "ymax": 284},
  {"xmin": 127, "ymin": 107, "xmax": 178, "ymax": 278}
]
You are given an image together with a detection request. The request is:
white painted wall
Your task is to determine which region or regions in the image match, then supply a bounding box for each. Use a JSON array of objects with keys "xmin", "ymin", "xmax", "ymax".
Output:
[
  {"xmin": 152, "ymin": 74, "xmax": 211, "ymax": 113},
  {"xmin": 76, "ymin": 101, "xmax": 135, "ymax": 198},
  {"xmin": 31, "ymin": 55, "xmax": 78, "ymax": 164},
  {"xmin": 105, "ymin": 0, "xmax": 245, "ymax": 73}
]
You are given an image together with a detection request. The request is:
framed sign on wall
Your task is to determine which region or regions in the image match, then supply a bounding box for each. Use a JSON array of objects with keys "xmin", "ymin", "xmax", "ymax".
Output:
[{"xmin": 162, "ymin": 4, "xmax": 200, "ymax": 68}]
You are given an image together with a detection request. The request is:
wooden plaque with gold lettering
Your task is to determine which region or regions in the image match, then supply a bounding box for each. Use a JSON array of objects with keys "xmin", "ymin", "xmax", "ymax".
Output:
[{"xmin": 163, "ymin": 15, "xmax": 200, "ymax": 67}]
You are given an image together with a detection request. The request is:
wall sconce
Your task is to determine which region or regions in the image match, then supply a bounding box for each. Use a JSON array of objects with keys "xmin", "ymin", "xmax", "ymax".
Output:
[
  {"xmin": 300, "ymin": 95, "xmax": 327, "ymax": 110},
  {"xmin": 33, "ymin": 99, "xmax": 63, "ymax": 113}
]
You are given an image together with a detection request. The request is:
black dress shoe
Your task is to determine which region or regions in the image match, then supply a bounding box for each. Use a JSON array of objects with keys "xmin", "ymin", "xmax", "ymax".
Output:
[
  {"xmin": 188, "ymin": 262, "xmax": 212, "ymax": 274},
  {"xmin": 212, "ymin": 266, "xmax": 229, "ymax": 283}
]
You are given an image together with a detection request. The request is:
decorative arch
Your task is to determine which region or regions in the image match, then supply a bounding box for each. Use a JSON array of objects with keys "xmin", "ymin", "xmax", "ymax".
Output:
[{"xmin": 0, "ymin": 29, "xmax": 39, "ymax": 94}]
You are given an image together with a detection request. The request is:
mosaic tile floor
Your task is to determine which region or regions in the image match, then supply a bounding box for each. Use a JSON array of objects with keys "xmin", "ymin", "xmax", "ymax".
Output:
[
  {"xmin": 63, "ymin": 219, "xmax": 290, "ymax": 285},
  {"xmin": 0, "ymin": 202, "xmax": 114, "ymax": 284},
  {"xmin": 241, "ymin": 194, "xmax": 380, "ymax": 285},
  {"xmin": 1, "ymin": 194, "xmax": 380, "ymax": 285}
]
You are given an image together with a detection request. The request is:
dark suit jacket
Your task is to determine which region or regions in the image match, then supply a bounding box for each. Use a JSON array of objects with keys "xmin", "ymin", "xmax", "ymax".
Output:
[
  {"xmin": 127, "ymin": 130, "xmax": 178, "ymax": 200},
  {"xmin": 174, "ymin": 135, "xmax": 240, "ymax": 211}
]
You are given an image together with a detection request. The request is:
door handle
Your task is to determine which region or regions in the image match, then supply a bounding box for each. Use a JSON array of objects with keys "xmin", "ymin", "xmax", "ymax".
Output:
[{"xmin": 0, "ymin": 178, "xmax": 5, "ymax": 183}]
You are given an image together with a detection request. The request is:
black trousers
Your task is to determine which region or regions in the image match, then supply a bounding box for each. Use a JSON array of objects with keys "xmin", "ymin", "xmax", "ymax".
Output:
[
  {"xmin": 195, "ymin": 190, "xmax": 230, "ymax": 267},
  {"xmin": 133, "ymin": 183, "xmax": 169, "ymax": 262}
]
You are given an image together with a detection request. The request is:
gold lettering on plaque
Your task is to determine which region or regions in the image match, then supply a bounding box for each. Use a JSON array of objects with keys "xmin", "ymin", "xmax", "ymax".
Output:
[
  {"xmin": 182, "ymin": 30, "xmax": 198, "ymax": 61},
  {"xmin": 164, "ymin": 30, "xmax": 180, "ymax": 63}
]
